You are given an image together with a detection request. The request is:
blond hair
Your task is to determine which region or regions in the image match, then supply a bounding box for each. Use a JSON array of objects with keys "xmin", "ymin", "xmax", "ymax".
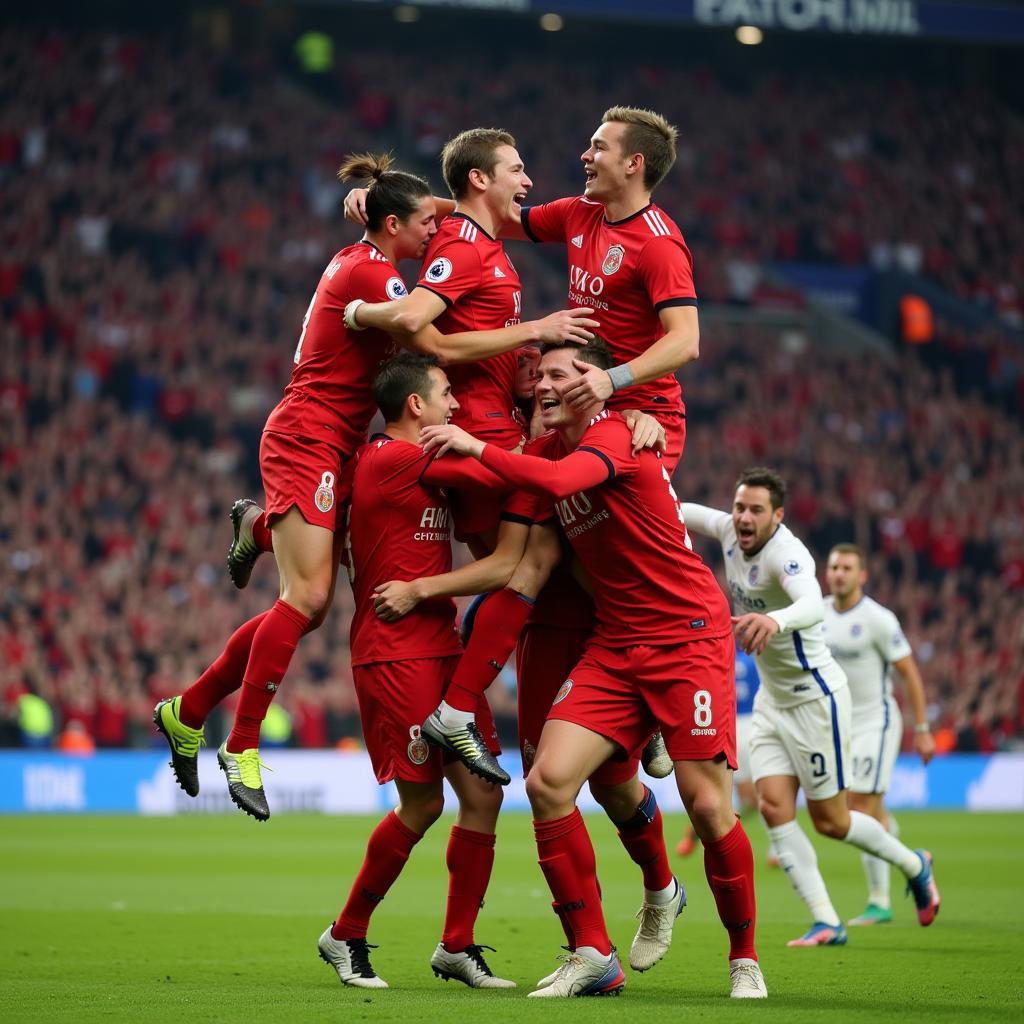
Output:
[{"xmin": 440, "ymin": 128, "xmax": 516, "ymax": 199}]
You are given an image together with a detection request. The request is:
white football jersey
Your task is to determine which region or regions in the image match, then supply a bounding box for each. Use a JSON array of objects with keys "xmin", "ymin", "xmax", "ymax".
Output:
[
  {"xmin": 681, "ymin": 505, "xmax": 847, "ymax": 709},
  {"xmin": 823, "ymin": 595, "xmax": 912, "ymax": 719}
]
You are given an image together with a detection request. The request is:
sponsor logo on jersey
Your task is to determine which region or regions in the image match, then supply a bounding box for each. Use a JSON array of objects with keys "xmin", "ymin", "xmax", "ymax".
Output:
[
  {"xmin": 689, "ymin": 618, "xmax": 706, "ymax": 629},
  {"xmin": 553, "ymin": 679, "xmax": 573, "ymax": 705},
  {"xmin": 784, "ymin": 559, "xmax": 802, "ymax": 575},
  {"xmin": 385, "ymin": 276, "xmax": 408, "ymax": 299},
  {"xmin": 691, "ymin": 726, "xmax": 717, "ymax": 736},
  {"xmin": 748, "ymin": 565, "xmax": 759, "ymax": 584},
  {"xmin": 407, "ymin": 725, "xmax": 430, "ymax": 765},
  {"xmin": 314, "ymin": 471, "xmax": 335, "ymax": 513},
  {"xmin": 425, "ymin": 257, "xmax": 453, "ymax": 284},
  {"xmin": 571, "ymin": 233, "xmax": 584, "ymax": 248},
  {"xmin": 601, "ymin": 244, "xmax": 625, "ymax": 275},
  {"xmin": 493, "ymin": 265, "xmax": 506, "ymax": 278}
]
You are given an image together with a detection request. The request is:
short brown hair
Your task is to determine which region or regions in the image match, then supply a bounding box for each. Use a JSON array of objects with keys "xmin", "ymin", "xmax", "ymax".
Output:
[
  {"xmin": 440, "ymin": 128, "xmax": 516, "ymax": 200},
  {"xmin": 736, "ymin": 467, "xmax": 786, "ymax": 510},
  {"xmin": 373, "ymin": 353, "xmax": 440, "ymax": 422},
  {"xmin": 540, "ymin": 335, "xmax": 613, "ymax": 371},
  {"xmin": 829, "ymin": 543, "xmax": 866, "ymax": 568},
  {"xmin": 602, "ymin": 106, "xmax": 678, "ymax": 191}
]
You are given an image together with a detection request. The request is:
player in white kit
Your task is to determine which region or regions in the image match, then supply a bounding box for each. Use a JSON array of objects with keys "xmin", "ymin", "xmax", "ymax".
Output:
[
  {"xmin": 681, "ymin": 468, "xmax": 940, "ymax": 946},
  {"xmin": 824, "ymin": 543, "xmax": 936, "ymax": 926}
]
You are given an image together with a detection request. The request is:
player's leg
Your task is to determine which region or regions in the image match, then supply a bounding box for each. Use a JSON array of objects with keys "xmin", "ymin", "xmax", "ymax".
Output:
[
  {"xmin": 588, "ymin": 767, "xmax": 684, "ymax": 973},
  {"xmin": 426, "ymin": 522, "xmax": 560, "ymax": 771},
  {"xmin": 526, "ymin": 718, "xmax": 627, "ymax": 998},
  {"xmin": 320, "ymin": 778, "xmax": 443, "ymax": 989},
  {"xmin": 428, "ymin": 761, "xmax": 515, "ymax": 988},
  {"xmin": 846, "ymin": 790, "xmax": 894, "ymax": 923},
  {"xmin": 805, "ymin": 687, "xmax": 938, "ymax": 925}
]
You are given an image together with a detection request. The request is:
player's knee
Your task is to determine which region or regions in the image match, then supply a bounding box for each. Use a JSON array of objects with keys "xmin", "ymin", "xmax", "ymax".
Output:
[
  {"xmin": 400, "ymin": 791, "xmax": 445, "ymax": 831},
  {"xmin": 757, "ymin": 792, "xmax": 788, "ymax": 827},
  {"xmin": 589, "ymin": 782, "xmax": 638, "ymax": 823},
  {"xmin": 525, "ymin": 764, "xmax": 573, "ymax": 818},
  {"xmin": 686, "ymin": 785, "xmax": 731, "ymax": 836},
  {"xmin": 809, "ymin": 806, "xmax": 849, "ymax": 840},
  {"xmin": 283, "ymin": 578, "xmax": 333, "ymax": 620}
]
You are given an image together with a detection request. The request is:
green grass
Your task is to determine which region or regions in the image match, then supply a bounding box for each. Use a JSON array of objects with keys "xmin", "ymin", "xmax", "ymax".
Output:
[{"xmin": 1, "ymin": 811, "xmax": 1022, "ymax": 1022}]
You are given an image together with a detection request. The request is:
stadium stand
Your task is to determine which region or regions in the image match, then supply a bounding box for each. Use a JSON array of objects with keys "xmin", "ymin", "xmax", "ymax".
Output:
[{"xmin": 0, "ymin": 25, "xmax": 1020, "ymax": 753}]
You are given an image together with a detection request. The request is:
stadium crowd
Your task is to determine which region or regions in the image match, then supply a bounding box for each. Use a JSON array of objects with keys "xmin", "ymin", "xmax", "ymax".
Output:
[{"xmin": 0, "ymin": 27, "xmax": 1021, "ymax": 752}]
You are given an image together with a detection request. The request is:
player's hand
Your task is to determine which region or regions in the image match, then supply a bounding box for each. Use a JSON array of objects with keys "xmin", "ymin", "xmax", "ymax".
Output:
[
  {"xmin": 373, "ymin": 580, "xmax": 424, "ymax": 621},
  {"xmin": 621, "ymin": 409, "xmax": 667, "ymax": 455},
  {"xmin": 913, "ymin": 729, "xmax": 936, "ymax": 765},
  {"xmin": 420, "ymin": 424, "xmax": 485, "ymax": 459},
  {"xmin": 343, "ymin": 187, "xmax": 369, "ymax": 226},
  {"xmin": 563, "ymin": 360, "xmax": 614, "ymax": 410},
  {"xmin": 532, "ymin": 308, "xmax": 599, "ymax": 345},
  {"xmin": 731, "ymin": 613, "xmax": 779, "ymax": 656}
]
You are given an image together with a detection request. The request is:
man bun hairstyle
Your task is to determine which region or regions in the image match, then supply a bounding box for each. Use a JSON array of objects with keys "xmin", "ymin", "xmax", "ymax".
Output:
[
  {"xmin": 602, "ymin": 106, "xmax": 678, "ymax": 191},
  {"xmin": 540, "ymin": 334, "xmax": 613, "ymax": 372},
  {"xmin": 737, "ymin": 467, "xmax": 787, "ymax": 511},
  {"xmin": 440, "ymin": 128, "xmax": 516, "ymax": 200},
  {"xmin": 337, "ymin": 152, "xmax": 431, "ymax": 231},
  {"xmin": 373, "ymin": 352, "xmax": 440, "ymax": 422}
]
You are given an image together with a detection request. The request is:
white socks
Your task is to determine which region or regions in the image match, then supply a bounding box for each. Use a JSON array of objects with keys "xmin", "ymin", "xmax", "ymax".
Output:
[
  {"xmin": 843, "ymin": 810, "xmax": 921, "ymax": 879},
  {"xmin": 861, "ymin": 813, "xmax": 899, "ymax": 909},
  {"xmin": 435, "ymin": 701, "xmax": 474, "ymax": 729},
  {"xmin": 768, "ymin": 820, "xmax": 841, "ymax": 926},
  {"xmin": 645, "ymin": 878, "xmax": 678, "ymax": 906}
]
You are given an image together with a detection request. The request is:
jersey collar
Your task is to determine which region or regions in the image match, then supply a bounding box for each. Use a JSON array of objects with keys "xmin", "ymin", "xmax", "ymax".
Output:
[
  {"xmin": 359, "ymin": 239, "xmax": 392, "ymax": 262},
  {"xmin": 604, "ymin": 202, "xmax": 653, "ymax": 227},
  {"xmin": 450, "ymin": 211, "xmax": 495, "ymax": 240},
  {"xmin": 831, "ymin": 594, "xmax": 866, "ymax": 616}
]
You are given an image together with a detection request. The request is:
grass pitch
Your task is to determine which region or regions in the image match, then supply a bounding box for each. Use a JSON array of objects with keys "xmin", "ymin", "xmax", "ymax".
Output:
[{"xmin": 2, "ymin": 810, "xmax": 1021, "ymax": 1022}]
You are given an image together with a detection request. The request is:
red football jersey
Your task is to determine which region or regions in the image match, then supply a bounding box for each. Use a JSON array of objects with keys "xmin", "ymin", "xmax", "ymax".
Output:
[
  {"xmin": 480, "ymin": 412, "xmax": 729, "ymax": 648},
  {"xmin": 265, "ymin": 241, "xmax": 405, "ymax": 454},
  {"xmin": 346, "ymin": 434, "xmax": 462, "ymax": 667},
  {"xmin": 522, "ymin": 430, "xmax": 595, "ymax": 631},
  {"xmin": 522, "ymin": 197, "xmax": 696, "ymax": 413},
  {"xmin": 416, "ymin": 213, "xmax": 524, "ymax": 448}
]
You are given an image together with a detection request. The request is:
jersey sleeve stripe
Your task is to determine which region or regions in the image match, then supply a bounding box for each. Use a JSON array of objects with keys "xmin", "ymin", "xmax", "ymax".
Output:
[
  {"xmin": 642, "ymin": 211, "xmax": 669, "ymax": 237},
  {"xmin": 520, "ymin": 207, "xmax": 542, "ymax": 243},
  {"xmin": 577, "ymin": 445, "xmax": 616, "ymax": 480},
  {"xmin": 654, "ymin": 297, "xmax": 698, "ymax": 310},
  {"xmin": 416, "ymin": 284, "xmax": 453, "ymax": 306},
  {"xmin": 652, "ymin": 210, "xmax": 672, "ymax": 235}
]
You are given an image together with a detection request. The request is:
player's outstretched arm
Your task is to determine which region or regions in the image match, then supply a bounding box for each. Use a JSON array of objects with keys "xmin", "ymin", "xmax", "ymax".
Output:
[
  {"xmin": 892, "ymin": 654, "xmax": 935, "ymax": 764},
  {"xmin": 562, "ymin": 305, "xmax": 699, "ymax": 409},
  {"xmin": 420, "ymin": 424, "xmax": 610, "ymax": 499},
  {"xmin": 372, "ymin": 519, "xmax": 530, "ymax": 621},
  {"xmin": 679, "ymin": 502, "xmax": 731, "ymax": 540}
]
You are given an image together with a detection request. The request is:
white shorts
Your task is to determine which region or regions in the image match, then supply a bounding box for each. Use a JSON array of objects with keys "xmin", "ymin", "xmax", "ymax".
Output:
[
  {"xmin": 734, "ymin": 712, "xmax": 754, "ymax": 783},
  {"xmin": 849, "ymin": 696, "xmax": 903, "ymax": 795},
  {"xmin": 749, "ymin": 686, "xmax": 852, "ymax": 801}
]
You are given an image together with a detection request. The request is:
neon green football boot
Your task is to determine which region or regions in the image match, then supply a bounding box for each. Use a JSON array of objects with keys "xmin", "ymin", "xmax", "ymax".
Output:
[
  {"xmin": 217, "ymin": 742, "xmax": 271, "ymax": 821},
  {"xmin": 153, "ymin": 696, "xmax": 204, "ymax": 797}
]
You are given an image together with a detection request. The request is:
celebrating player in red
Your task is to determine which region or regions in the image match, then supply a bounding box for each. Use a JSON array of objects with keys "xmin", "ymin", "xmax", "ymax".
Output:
[
  {"xmin": 153, "ymin": 153, "xmax": 590, "ymax": 819},
  {"xmin": 419, "ymin": 340, "xmax": 767, "ymax": 1000},
  {"xmin": 318, "ymin": 352, "xmax": 515, "ymax": 991}
]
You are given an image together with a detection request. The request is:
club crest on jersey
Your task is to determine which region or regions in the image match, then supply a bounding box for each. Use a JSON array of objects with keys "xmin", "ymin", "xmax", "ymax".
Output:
[
  {"xmin": 425, "ymin": 257, "xmax": 453, "ymax": 284},
  {"xmin": 522, "ymin": 740, "xmax": 537, "ymax": 768},
  {"xmin": 314, "ymin": 471, "xmax": 335, "ymax": 513},
  {"xmin": 385, "ymin": 276, "xmax": 408, "ymax": 300},
  {"xmin": 601, "ymin": 244, "xmax": 625, "ymax": 275},
  {"xmin": 553, "ymin": 679, "xmax": 573, "ymax": 705},
  {"xmin": 784, "ymin": 559, "xmax": 802, "ymax": 576},
  {"xmin": 748, "ymin": 565, "xmax": 759, "ymax": 585},
  {"xmin": 407, "ymin": 725, "xmax": 430, "ymax": 765}
]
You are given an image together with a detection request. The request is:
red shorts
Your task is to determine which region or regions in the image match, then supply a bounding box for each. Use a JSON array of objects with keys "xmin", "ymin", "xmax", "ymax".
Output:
[
  {"xmin": 353, "ymin": 656, "xmax": 501, "ymax": 784},
  {"xmin": 260, "ymin": 430, "xmax": 352, "ymax": 531},
  {"xmin": 548, "ymin": 634, "xmax": 737, "ymax": 768},
  {"xmin": 450, "ymin": 486, "xmax": 538, "ymax": 544},
  {"xmin": 516, "ymin": 624, "xmax": 639, "ymax": 786},
  {"xmin": 655, "ymin": 409, "xmax": 686, "ymax": 475}
]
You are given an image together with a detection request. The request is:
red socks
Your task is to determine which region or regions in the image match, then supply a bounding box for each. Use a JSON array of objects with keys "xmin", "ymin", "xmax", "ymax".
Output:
[
  {"xmin": 442, "ymin": 826, "xmax": 496, "ymax": 951},
  {"xmin": 226, "ymin": 599, "xmax": 310, "ymax": 752},
  {"xmin": 332, "ymin": 811, "xmax": 422, "ymax": 939},
  {"xmin": 613, "ymin": 787, "xmax": 674, "ymax": 892},
  {"xmin": 534, "ymin": 809, "xmax": 611, "ymax": 955},
  {"xmin": 179, "ymin": 611, "xmax": 268, "ymax": 728},
  {"xmin": 445, "ymin": 589, "xmax": 534, "ymax": 712},
  {"xmin": 253, "ymin": 510, "xmax": 274, "ymax": 553},
  {"xmin": 704, "ymin": 819, "xmax": 758, "ymax": 961}
]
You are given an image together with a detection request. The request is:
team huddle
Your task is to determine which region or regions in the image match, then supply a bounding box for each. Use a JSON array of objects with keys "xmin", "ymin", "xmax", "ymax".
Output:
[{"xmin": 151, "ymin": 106, "xmax": 940, "ymax": 1000}]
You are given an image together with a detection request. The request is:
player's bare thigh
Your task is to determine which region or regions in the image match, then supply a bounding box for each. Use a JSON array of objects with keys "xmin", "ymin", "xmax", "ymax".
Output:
[
  {"xmin": 271, "ymin": 505, "xmax": 338, "ymax": 619},
  {"xmin": 527, "ymin": 719, "xmax": 619, "ymax": 820},
  {"xmin": 674, "ymin": 755, "xmax": 736, "ymax": 841}
]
